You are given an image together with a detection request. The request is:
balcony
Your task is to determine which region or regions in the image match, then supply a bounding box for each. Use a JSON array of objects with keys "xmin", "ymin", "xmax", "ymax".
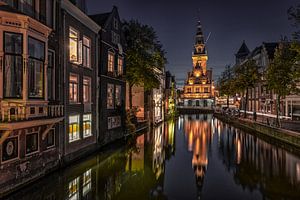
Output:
[{"xmin": 0, "ymin": 102, "xmax": 64, "ymax": 123}]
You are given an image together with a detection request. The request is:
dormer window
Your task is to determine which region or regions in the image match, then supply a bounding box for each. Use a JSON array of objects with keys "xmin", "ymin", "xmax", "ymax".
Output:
[{"xmin": 113, "ymin": 18, "xmax": 119, "ymax": 30}]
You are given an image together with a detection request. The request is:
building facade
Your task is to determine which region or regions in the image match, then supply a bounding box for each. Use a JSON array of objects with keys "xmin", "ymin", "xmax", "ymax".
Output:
[
  {"xmin": 0, "ymin": 0, "xmax": 64, "ymax": 195},
  {"xmin": 182, "ymin": 21, "xmax": 214, "ymax": 108},
  {"xmin": 90, "ymin": 6, "xmax": 126, "ymax": 145}
]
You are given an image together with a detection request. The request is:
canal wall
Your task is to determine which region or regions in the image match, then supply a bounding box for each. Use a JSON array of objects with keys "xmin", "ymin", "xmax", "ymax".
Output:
[
  {"xmin": 178, "ymin": 107, "xmax": 214, "ymax": 114},
  {"xmin": 214, "ymin": 113, "xmax": 300, "ymax": 154}
]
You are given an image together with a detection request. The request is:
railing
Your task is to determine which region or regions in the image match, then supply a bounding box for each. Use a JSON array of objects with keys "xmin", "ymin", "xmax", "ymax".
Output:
[{"xmin": 0, "ymin": 103, "xmax": 64, "ymax": 122}]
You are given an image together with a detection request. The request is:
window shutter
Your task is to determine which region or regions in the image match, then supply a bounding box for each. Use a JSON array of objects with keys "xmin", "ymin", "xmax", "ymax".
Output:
[{"xmin": 78, "ymin": 40, "xmax": 83, "ymax": 64}]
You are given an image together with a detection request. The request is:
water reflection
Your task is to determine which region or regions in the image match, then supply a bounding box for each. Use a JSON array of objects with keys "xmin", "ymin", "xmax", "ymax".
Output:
[{"xmin": 5, "ymin": 115, "xmax": 300, "ymax": 200}]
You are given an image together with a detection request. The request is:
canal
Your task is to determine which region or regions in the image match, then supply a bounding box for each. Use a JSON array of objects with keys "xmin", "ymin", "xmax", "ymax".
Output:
[{"xmin": 5, "ymin": 114, "xmax": 300, "ymax": 200}]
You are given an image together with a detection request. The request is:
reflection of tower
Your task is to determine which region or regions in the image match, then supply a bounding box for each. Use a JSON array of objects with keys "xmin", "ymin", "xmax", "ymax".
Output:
[{"xmin": 184, "ymin": 114, "xmax": 212, "ymax": 194}]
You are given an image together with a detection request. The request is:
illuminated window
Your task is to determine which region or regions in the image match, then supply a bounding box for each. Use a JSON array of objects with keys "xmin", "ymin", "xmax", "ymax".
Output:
[
  {"xmin": 28, "ymin": 37, "xmax": 45, "ymax": 98},
  {"xmin": 196, "ymin": 87, "xmax": 200, "ymax": 93},
  {"xmin": 187, "ymin": 88, "xmax": 191, "ymax": 93},
  {"xmin": 83, "ymin": 77, "xmax": 91, "ymax": 103},
  {"xmin": 69, "ymin": 74, "xmax": 79, "ymax": 103},
  {"xmin": 68, "ymin": 177, "xmax": 79, "ymax": 200},
  {"xmin": 115, "ymin": 85, "xmax": 121, "ymax": 106},
  {"xmin": 204, "ymin": 87, "xmax": 209, "ymax": 93},
  {"xmin": 69, "ymin": 27, "xmax": 79, "ymax": 62},
  {"xmin": 107, "ymin": 84, "xmax": 114, "ymax": 109},
  {"xmin": 108, "ymin": 52, "xmax": 114, "ymax": 72},
  {"xmin": 118, "ymin": 57, "xmax": 123, "ymax": 75},
  {"xmin": 69, "ymin": 115, "xmax": 80, "ymax": 142},
  {"xmin": 111, "ymin": 31, "xmax": 120, "ymax": 44},
  {"xmin": 26, "ymin": 132, "xmax": 39, "ymax": 155},
  {"xmin": 83, "ymin": 36, "xmax": 91, "ymax": 68},
  {"xmin": 83, "ymin": 114, "xmax": 92, "ymax": 138},
  {"xmin": 83, "ymin": 169, "xmax": 92, "ymax": 196}
]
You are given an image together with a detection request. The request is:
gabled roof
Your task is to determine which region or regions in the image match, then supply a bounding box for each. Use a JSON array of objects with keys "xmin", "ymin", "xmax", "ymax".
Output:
[
  {"xmin": 89, "ymin": 12, "xmax": 111, "ymax": 27},
  {"xmin": 263, "ymin": 42, "xmax": 278, "ymax": 59},
  {"xmin": 236, "ymin": 41, "xmax": 250, "ymax": 56}
]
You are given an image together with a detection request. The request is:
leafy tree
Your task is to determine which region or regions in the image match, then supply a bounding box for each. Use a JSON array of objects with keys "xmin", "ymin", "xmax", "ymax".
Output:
[
  {"xmin": 266, "ymin": 42, "xmax": 298, "ymax": 126},
  {"xmin": 123, "ymin": 20, "xmax": 167, "ymax": 109},
  {"xmin": 234, "ymin": 59, "xmax": 260, "ymax": 118},
  {"xmin": 218, "ymin": 65, "xmax": 235, "ymax": 108}
]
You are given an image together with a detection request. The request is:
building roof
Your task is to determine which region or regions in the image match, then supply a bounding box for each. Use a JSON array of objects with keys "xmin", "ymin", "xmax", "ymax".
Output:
[
  {"xmin": 89, "ymin": 12, "xmax": 111, "ymax": 27},
  {"xmin": 236, "ymin": 41, "xmax": 250, "ymax": 56}
]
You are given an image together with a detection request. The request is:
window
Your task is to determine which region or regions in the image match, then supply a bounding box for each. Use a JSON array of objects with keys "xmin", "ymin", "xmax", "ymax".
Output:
[
  {"xmin": 107, "ymin": 84, "xmax": 114, "ymax": 109},
  {"xmin": 83, "ymin": 36, "xmax": 91, "ymax": 68},
  {"xmin": 83, "ymin": 114, "xmax": 92, "ymax": 138},
  {"xmin": 69, "ymin": 74, "xmax": 79, "ymax": 103},
  {"xmin": 204, "ymin": 87, "xmax": 209, "ymax": 93},
  {"xmin": 118, "ymin": 57, "xmax": 123, "ymax": 75},
  {"xmin": 20, "ymin": 0, "xmax": 35, "ymax": 17},
  {"xmin": 48, "ymin": 50, "xmax": 55, "ymax": 100},
  {"xmin": 2, "ymin": 137, "xmax": 18, "ymax": 162},
  {"xmin": 108, "ymin": 116, "xmax": 121, "ymax": 129},
  {"xmin": 196, "ymin": 87, "xmax": 200, "ymax": 93},
  {"xmin": 113, "ymin": 18, "xmax": 119, "ymax": 30},
  {"xmin": 83, "ymin": 77, "xmax": 91, "ymax": 103},
  {"xmin": 69, "ymin": 115, "xmax": 80, "ymax": 142},
  {"xmin": 28, "ymin": 37, "xmax": 45, "ymax": 98},
  {"xmin": 46, "ymin": 0, "xmax": 54, "ymax": 28},
  {"xmin": 4, "ymin": 32, "xmax": 23, "ymax": 98},
  {"xmin": 68, "ymin": 177, "xmax": 79, "ymax": 200},
  {"xmin": 69, "ymin": 27, "xmax": 79, "ymax": 62},
  {"xmin": 187, "ymin": 88, "xmax": 191, "ymax": 93},
  {"xmin": 26, "ymin": 132, "xmax": 39, "ymax": 155},
  {"xmin": 115, "ymin": 85, "xmax": 121, "ymax": 107},
  {"xmin": 46, "ymin": 129, "xmax": 55, "ymax": 148},
  {"xmin": 83, "ymin": 169, "xmax": 92, "ymax": 196},
  {"xmin": 111, "ymin": 31, "xmax": 120, "ymax": 44},
  {"xmin": 108, "ymin": 52, "xmax": 114, "ymax": 72}
]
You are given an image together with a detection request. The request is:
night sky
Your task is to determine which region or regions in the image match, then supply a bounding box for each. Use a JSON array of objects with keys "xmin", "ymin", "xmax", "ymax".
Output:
[{"xmin": 87, "ymin": 0, "xmax": 299, "ymax": 85}]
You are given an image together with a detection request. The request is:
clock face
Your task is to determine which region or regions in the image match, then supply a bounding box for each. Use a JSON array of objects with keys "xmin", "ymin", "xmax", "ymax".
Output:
[{"xmin": 6, "ymin": 141, "xmax": 14, "ymax": 156}]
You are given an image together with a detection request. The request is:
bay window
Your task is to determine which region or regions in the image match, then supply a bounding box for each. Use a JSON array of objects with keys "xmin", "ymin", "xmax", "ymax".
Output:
[
  {"xmin": 48, "ymin": 50, "xmax": 55, "ymax": 100},
  {"xmin": 28, "ymin": 37, "xmax": 45, "ymax": 98},
  {"xmin": 83, "ymin": 77, "xmax": 91, "ymax": 103},
  {"xmin": 107, "ymin": 84, "xmax": 114, "ymax": 108},
  {"xmin": 69, "ymin": 74, "xmax": 79, "ymax": 103},
  {"xmin": 83, "ymin": 114, "xmax": 92, "ymax": 138},
  {"xmin": 69, "ymin": 115, "xmax": 80, "ymax": 142},
  {"xmin": 69, "ymin": 27, "xmax": 79, "ymax": 62},
  {"xmin": 83, "ymin": 36, "xmax": 91, "ymax": 68},
  {"xmin": 108, "ymin": 52, "xmax": 114, "ymax": 72},
  {"xmin": 4, "ymin": 32, "xmax": 23, "ymax": 98}
]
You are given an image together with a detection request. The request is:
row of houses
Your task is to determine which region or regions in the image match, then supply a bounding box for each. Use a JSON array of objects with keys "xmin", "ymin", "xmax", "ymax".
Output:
[
  {"xmin": 233, "ymin": 40, "xmax": 300, "ymax": 119},
  {"xmin": 0, "ymin": 0, "xmax": 176, "ymax": 196}
]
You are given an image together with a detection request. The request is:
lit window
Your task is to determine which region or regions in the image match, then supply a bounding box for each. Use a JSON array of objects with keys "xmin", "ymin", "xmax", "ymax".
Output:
[
  {"xmin": 4, "ymin": 32, "xmax": 23, "ymax": 98},
  {"xmin": 83, "ymin": 114, "xmax": 92, "ymax": 138},
  {"xmin": 28, "ymin": 37, "xmax": 45, "ymax": 98},
  {"xmin": 26, "ymin": 132, "xmax": 39, "ymax": 155},
  {"xmin": 83, "ymin": 77, "xmax": 91, "ymax": 103},
  {"xmin": 204, "ymin": 87, "xmax": 209, "ymax": 93},
  {"xmin": 108, "ymin": 52, "xmax": 114, "ymax": 72},
  {"xmin": 83, "ymin": 169, "xmax": 92, "ymax": 196},
  {"xmin": 68, "ymin": 177, "xmax": 79, "ymax": 200},
  {"xmin": 118, "ymin": 57, "xmax": 123, "ymax": 75},
  {"xmin": 2, "ymin": 137, "xmax": 18, "ymax": 162},
  {"xmin": 69, "ymin": 27, "xmax": 79, "ymax": 62},
  {"xmin": 69, "ymin": 74, "xmax": 79, "ymax": 103},
  {"xmin": 115, "ymin": 85, "xmax": 121, "ymax": 106},
  {"xmin": 83, "ymin": 36, "xmax": 91, "ymax": 68},
  {"xmin": 69, "ymin": 115, "xmax": 80, "ymax": 142},
  {"xmin": 196, "ymin": 87, "xmax": 200, "ymax": 93},
  {"xmin": 107, "ymin": 84, "xmax": 114, "ymax": 109},
  {"xmin": 187, "ymin": 88, "xmax": 191, "ymax": 93}
]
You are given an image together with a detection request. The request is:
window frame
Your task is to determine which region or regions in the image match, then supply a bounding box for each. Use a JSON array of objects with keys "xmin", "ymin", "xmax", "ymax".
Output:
[
  {"xmin": 82, "ymin": 36, "xmax": 91, "ymax": 68},
  {"xmin": 117, "ymin": 56, "xmax": 123, "ymax": 76},
  {"xmin": 3, "ymin": 31, "xmax": 23, "ymax": 99},
  {"xmin": 46, "ymin": 128, "xmax": 55, "ymax": 149},
  {"xmin": 68, "ymin": 115, "xmax": 80, "ymax": 143},
  {"xmin": 83, "ymin": 76, "xmax": 91, "ymax": 104},
  {"xmin": 115, "ymin": 85, "xmax": 121, "ymax": 107},
  {"xmin": 69, "ymin": 27, "xmax": 79, "ymax": 63},
  {"xmin": 69, "ymin": 73, "xmax": 79, "ymax": 104},
  {"xmin": 107, "ymin": 51, "xmax": 114, "ymax": 73},
  {"xmin": 25, "ymin": 132, "xmax": 39, "ymax": 156},
  {"xmin": 83, "ymin": 113, "xmax": 92, "ymax": 138},
  {"xmin": 47, "ymin": 49, "xmax": 55, "ymax": 100}
]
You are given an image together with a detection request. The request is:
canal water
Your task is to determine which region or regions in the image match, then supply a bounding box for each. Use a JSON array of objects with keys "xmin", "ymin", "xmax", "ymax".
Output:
[{"xmin": 5, "ymin": 114, "xmax": 300, "ymax": 200}]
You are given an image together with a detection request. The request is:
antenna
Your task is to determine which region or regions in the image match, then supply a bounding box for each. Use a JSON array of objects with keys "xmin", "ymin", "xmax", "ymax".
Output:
[{"xmin": 205, "ymin": 32, "xmax": 211, "ymax": 44}]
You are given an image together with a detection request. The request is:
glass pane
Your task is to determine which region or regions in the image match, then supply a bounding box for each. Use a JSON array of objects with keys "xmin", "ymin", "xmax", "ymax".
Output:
[
  {"xmin": 28, "ymin": 37, "xmax": 45, "ymax": 60},
  {"xmin": 48, "ymin": 51, "xmax": 54, "ymax": 100},
  {"xmin": 26, "ymin": 133, "xmax": 38, "ymax": 154},
  {"xmin": 28, "ymin": 59, "xmax": 44, "ymax": 98},
  {"xmin": 4, "ymin": 55, "xmax": 23, "ymax": 98},
  {"xmin": 69, "ymin": 28, "xmax": 78, "ymax": 62},
  {"xmin": 4, "ymin": 32, "xmax": 22, "ymax": 54}
]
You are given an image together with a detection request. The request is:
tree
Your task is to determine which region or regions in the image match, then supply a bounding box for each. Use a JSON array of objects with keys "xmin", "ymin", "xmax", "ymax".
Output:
[
  {"xmin": 234, "ymin": 59, "xmax": 260, "ymax": 118},
  {"xmin": 218, "ymin": 65, "xmax": 236, "ymax": 108},
  {"xmin": 123, "ymin": 20, "xmax": 167, "ymax": 109},
  {"xmin": 266, "ymin": 42, "xmax": 298, "ymax": 126}
]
